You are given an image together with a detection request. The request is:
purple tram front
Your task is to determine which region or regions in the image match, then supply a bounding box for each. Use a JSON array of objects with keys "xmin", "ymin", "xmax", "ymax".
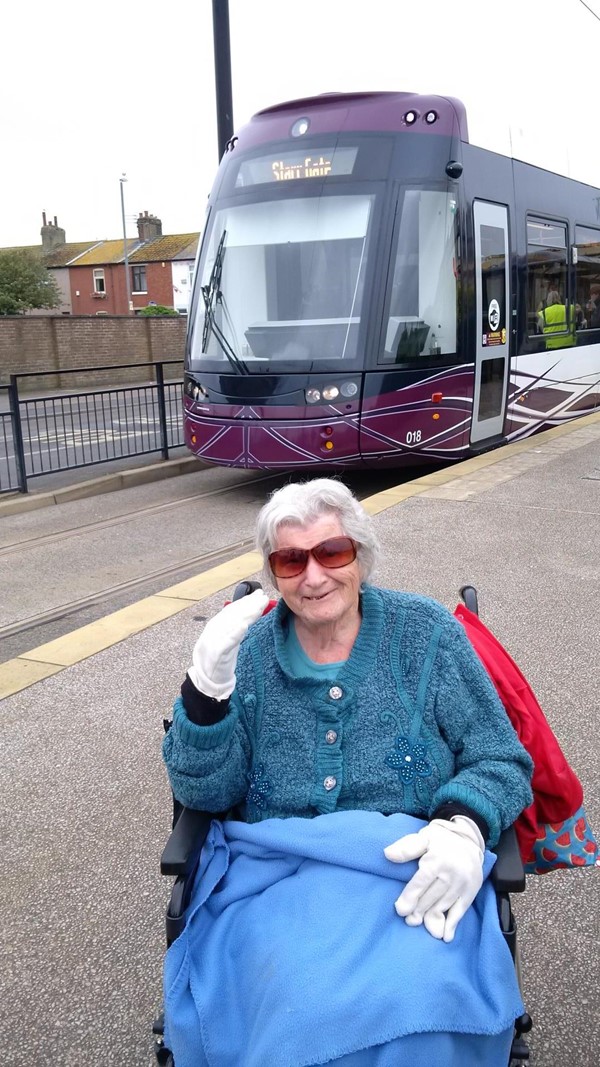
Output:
[{"xmin": 183, "ymin": 92, "xmax": 480, "ymax": 470}]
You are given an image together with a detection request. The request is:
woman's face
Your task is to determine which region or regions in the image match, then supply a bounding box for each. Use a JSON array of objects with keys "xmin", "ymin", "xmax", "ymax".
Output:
[{"xmin": 272, "ymin": 514, "xmax": 361, "ymax": 629}]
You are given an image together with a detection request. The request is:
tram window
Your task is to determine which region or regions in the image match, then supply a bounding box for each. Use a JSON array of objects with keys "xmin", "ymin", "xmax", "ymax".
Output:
[
  {"xmin": 190, "ymin": 194, "xmax": 374, "ymax": 370},
  {"xmin": 380, "ymin": 190, "xmax": 457, "ymax": 363},
  {"xmin": 477, "ymin": 356, "xmax": 505, "ymax": 422},
  {"xmin": 526, "ymin": 218, "xmax": 569, "ymax": 338},
  {"xmin": 480, "ymin": 224, "xmax": 506, "ymax": 345},
  {"xmin": 574, "ymin": 225, "xmax": 600, "ymax": 331}
]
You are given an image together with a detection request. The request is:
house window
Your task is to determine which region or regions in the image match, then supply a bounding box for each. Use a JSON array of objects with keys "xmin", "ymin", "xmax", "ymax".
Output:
[
  {"xmin": 132, "ymin": 265, "xmax": 147, "ymax": 293},
  {"xmin": 93, "ymin": 269, "xmax": 106, "ymax": 293}
]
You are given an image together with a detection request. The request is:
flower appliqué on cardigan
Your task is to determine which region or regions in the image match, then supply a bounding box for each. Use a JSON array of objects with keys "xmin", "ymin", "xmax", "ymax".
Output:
[
  {"xmin": 385, "ymin": 736, "xmax": 432, "ymax": 783},
  {"xmin": 246, "ymin": 764, "xmax": 271, "ymax": 812}
]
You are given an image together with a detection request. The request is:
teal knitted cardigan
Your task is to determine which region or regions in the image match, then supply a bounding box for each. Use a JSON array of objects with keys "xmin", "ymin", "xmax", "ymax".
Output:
[{"xmin": 163, "ymin": 586, "xmax": 533, "ymax": 845}]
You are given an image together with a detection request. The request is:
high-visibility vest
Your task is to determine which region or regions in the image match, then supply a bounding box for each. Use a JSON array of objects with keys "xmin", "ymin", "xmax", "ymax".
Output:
[{"xmin": 540, "ymin": 304, "xmax": 574, "ymax": 349}]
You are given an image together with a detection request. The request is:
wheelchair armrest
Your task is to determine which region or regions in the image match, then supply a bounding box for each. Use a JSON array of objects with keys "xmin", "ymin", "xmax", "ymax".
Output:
[
  {"xmin": 491, "ymin": 825, "xmax": 526, "ymax": 894},
  {"xmin": 160, "ymin": 807, "xmax": 213, "ymax": 877}
]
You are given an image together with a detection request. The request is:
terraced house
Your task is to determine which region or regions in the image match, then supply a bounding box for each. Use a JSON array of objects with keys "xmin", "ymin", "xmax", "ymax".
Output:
[{"xmin": 5, "ymin": 212, "xmax": 199, "ymax": 316}]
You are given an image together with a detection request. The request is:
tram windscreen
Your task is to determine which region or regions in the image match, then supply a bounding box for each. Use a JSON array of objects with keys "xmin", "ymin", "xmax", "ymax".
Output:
[
  {"xmin": 380, "ymin": 189, "xmax": 458, "ymax": 363},
  {"xmin": 188, "ymin": 194, "xmax": 374, "ymax": 373}
]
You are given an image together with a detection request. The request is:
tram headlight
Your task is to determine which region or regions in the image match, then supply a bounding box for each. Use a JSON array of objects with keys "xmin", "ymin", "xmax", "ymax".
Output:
[
  {"xmin": 425, "ymin": 110, "xmax": 438, "ymax": 124},
  {"xmin": 291, "ymin": 117, "xmax": 310, "ymax": 137},
  {"xmin": 404, "ymin": 110, "xmax": 418, "ymax": 125},
  {"xmin": 306, "ymin": 381, "xmax": 358, "ymax": 404}
]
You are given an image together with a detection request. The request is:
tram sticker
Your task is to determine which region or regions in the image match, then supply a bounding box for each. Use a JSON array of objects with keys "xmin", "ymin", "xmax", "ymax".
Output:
[
  {"xmin": 482, "ymin": 299, "xmax": 506, "ymax": 346},
  {"xmin": 488, "ymin": 299, "xmax": 500, "ymax": 331},
  {"xmin": 482, "ymin": 327, "xmax": 506, "ymax": 347}
]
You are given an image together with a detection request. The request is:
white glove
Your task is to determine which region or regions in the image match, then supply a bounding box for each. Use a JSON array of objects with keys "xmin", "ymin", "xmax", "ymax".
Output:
[
  {"xmin": 188, "ymin": 589, "xmax": 269, "ymax": 700},
  {"xmin": 384, "ymin": 816, "xmax": 485, "ymax": 942}
]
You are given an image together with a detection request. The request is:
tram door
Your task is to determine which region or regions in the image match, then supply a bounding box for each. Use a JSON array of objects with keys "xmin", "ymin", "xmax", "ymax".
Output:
[{"xmin": 471, "ymin": 202, "xmax": 510, "ymax": 444}]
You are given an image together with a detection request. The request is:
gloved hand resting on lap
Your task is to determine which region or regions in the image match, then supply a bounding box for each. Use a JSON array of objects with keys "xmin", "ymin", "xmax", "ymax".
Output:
[{"xmin": 384, "ymin": 815, "xmax": 485, "ymax": 943}]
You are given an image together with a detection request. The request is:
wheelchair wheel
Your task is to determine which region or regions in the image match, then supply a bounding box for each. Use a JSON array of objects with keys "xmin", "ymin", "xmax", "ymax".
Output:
[
  {"xmin": 153, "ymin": 1010, "xmax": 174, "ymax": 1066},
  {"xmin": 154, "ymin": 1042, "xmax": 174, "ymax": 1067}
]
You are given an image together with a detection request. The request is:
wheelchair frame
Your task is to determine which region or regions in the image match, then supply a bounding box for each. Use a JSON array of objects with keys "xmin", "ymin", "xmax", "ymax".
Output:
[{"xmin": 153, "ymin": 584, "xmax": 533, "ymax": 1066}]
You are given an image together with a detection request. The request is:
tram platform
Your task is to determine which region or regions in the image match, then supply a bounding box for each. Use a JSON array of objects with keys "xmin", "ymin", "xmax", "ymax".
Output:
[{"xmin": 2, "ymin": 411, "xmax": 600, "ymax": 1066}]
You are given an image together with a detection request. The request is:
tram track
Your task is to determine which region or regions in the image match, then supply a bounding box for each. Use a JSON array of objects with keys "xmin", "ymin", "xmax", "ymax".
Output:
[
  {"xmin": 0, "ymin": 535, "xmax": 257, "ymax": 642},
  {"xmin": 0, "ymin": 471, "xmax": 281, "ymax": 556},
  {"xmin": 1, "ymin": 468, "xmax": 408, "ymax": 652}
]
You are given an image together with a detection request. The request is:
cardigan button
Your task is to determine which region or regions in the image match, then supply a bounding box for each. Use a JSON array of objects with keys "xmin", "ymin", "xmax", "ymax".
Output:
[
  {"xmin": 328, "ymin": 685, "xmax": 343, "ymax": 700},
  {"xmin": 325, "ymin": 730, "xmax": 338, "ymax": 744},
  {"xmin": 324, "ymin": 776, "xmax": 337, "ymax": 791}
]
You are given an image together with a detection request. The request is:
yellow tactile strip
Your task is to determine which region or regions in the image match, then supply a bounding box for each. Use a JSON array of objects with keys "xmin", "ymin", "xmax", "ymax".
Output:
[
  {"xmin": 2, "ymin": 411, "xmax": 600, "ymax": 700},
  {"xmin": 0, "ymin": 553, "xmax": 264, "ymax": 700}
]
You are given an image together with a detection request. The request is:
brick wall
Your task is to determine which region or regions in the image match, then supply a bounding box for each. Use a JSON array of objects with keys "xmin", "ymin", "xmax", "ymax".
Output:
[{"xmin": 0, "ymin": 315, "xmax": 187, "ymax": 391}]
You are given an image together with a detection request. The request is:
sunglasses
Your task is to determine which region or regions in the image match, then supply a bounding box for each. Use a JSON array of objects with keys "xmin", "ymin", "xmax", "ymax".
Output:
[{"xmin": 269, "ymin": 536, "xmax": 358, "ymax": 579}]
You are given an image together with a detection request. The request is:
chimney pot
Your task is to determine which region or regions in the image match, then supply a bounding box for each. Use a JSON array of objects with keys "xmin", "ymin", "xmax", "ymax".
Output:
[
  {"xmin": 136, "ymin": 211, "xmax": 163, "ymax": 241},
  {"xmin": 40, "ymin": 213, "xmax": 66, "ymax": 252}
]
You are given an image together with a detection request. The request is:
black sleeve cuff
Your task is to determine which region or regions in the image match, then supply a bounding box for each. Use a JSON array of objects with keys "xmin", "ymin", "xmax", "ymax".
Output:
[
  {"xmin": 181, "ymin": 674, "xmax": 231, "ymax": 726},
  {"xmin": 431, "ymin": 802, "xmax": 490, "ymax": 844}
]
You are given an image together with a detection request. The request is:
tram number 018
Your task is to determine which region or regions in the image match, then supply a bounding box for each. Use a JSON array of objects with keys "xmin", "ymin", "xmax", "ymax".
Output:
[{"xmin": 406, "ymin": 430, "xmax": 422, "ymax": 445}]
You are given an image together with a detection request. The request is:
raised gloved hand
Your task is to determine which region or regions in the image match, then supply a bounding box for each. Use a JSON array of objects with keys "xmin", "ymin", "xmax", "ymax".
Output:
[
  {"xmin": 384, "ymin": 816, "xmax": 485, "ymax": 942},
  {"xmin": 188, "ymin": 588, "xmax": 269, "ymax": 700}
]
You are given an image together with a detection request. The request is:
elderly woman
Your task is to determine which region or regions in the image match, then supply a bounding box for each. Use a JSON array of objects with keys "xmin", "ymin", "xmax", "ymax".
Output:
[
  {"xmin": 162, "ymin": 478, "xmax": 533, "ymax": 1065},
  {"xmin": 164, "ymin": 478, "xmax": 532, "ymax": 943}
]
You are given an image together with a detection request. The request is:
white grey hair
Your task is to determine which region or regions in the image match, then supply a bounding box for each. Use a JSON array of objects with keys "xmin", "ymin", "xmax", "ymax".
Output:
[
  {"xmin": 256, "ymin": 478, "xmax": 379, "ymax": 583},
  {"xmin": 547, "ymin": 290, "xmax": 561, "ymax": 306}
]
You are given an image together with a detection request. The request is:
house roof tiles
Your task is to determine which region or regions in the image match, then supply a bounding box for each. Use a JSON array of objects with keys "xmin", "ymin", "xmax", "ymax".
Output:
[
  {"xmin": 1, "ymin": 231, "xmax": 200, "ymax": 268},
  {"xmin": 1, "ymin": 241, "xmax": 99, "ymax": 266},
  {"xmin": 129, "ymin": 233, "xmax": 199, "ymax": 263},
  {"xmin": 70, "ymin": 239, "xmax": 141, "ymax": 266},
  {"xmin": 44, "ymin": 242, "xmax": 102, "ymax": 267}
]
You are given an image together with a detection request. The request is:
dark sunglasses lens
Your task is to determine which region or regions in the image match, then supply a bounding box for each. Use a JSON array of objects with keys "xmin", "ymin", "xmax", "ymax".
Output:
[
  {"xmin": 313, "ymin": 537, "xmax": 357, "ymax": 569},
  {"xmin": 269, "ymin": 548, "xmax": 308, "ymax": 577}
]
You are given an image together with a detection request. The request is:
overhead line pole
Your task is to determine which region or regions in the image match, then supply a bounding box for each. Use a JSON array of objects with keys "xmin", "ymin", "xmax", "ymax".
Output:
[{"xmin": 212, "ymin": 0, "xmax": 234, "ymax": 159}]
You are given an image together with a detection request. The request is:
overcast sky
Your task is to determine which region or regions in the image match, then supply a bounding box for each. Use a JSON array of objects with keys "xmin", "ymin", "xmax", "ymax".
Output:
[{"xmin": 2, "ymin": 0, "xmax": 599, "ymax": 248}]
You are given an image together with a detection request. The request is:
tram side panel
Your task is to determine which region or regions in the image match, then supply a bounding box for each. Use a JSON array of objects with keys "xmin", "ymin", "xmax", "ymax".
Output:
[{"xmin": 507, "ymin": 160, "xmax": 600, "ymax": 437}]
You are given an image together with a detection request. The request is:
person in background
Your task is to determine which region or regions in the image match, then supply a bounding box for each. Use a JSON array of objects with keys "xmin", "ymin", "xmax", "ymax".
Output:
[
  {"xmin": 163, "ymin": 477, "xmax": 533, "ymax": 942},
  {"xmin": 587, "ymin": 283, "xmax": 600, "ymax": 329},
  {"xmin": 538, "ymin": 289, "xmax": 574, "ymax": 349}
]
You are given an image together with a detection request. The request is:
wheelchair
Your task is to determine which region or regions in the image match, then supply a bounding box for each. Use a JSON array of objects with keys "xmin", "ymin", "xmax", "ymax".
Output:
[{"xmin": 153, "ymin": 584, "xmax": 533, "ymax": 1067}]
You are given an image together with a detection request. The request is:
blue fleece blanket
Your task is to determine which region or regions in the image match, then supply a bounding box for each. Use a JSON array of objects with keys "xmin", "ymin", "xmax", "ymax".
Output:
[{"xmin": 164, "ymin": 811, "xmax": 522, "ymax": 1067}]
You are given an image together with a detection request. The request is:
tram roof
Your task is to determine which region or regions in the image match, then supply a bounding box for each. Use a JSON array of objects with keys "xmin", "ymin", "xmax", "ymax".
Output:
[{"xmin": 245, "ymin": 91, "xmax": 469, "ymax": 143}]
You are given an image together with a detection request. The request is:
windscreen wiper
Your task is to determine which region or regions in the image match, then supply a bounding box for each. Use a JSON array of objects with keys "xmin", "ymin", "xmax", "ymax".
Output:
[{"xmin": 201, "ymin": 230, "xmax": 247, "ymax": 374}]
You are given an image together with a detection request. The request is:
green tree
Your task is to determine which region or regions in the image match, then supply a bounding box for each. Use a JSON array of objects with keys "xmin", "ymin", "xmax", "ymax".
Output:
[
  {"xmin": 137, "ymin": 304, "xmax": 180, "ymax": 316},
  {"xmin": 0, "ymin": 250, "xmax": 61, "ymax": 315}
]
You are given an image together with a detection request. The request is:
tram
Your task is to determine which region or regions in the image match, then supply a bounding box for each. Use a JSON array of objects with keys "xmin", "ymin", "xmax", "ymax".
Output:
[{"xmin": 183, "ymin": 92, "xmax": 600, "ymax": 469}]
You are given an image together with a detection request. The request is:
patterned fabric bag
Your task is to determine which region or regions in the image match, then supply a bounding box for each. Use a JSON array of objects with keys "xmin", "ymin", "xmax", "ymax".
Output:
[{"xmin": 526, "ymin": 805, "xmax": 598, "ymax": 874}]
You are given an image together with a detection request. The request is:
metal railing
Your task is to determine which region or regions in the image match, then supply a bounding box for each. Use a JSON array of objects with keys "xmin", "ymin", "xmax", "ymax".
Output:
[{"xmin": 0, "ymin": 361, "xmax": 184, "ymax": 495}]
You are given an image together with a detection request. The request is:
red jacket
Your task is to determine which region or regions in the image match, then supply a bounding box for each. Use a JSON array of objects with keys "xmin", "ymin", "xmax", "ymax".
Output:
[{"xmin": 454, "ymin": 604, "xmax": 583, "ymax": 863}]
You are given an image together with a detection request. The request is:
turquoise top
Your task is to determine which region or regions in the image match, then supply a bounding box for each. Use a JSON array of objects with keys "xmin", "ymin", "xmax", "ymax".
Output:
[
  {"xmin": 285, "ymin": 615, "xmax": 345, "ymax": 679},
  {"xmin": 164, "ymin": 585, "xmax": 533, "ymax": 845}
]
